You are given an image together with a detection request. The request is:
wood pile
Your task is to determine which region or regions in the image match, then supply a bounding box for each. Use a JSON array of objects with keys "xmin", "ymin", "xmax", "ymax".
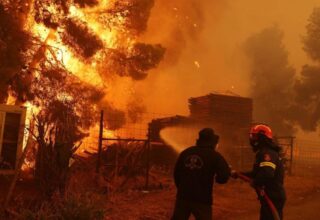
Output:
[{"xmin": 188, "ymin": 93, "xmax": 252, "ymax": 127}]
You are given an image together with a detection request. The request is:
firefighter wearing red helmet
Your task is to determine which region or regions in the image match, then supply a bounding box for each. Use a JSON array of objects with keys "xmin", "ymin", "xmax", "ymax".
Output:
[{"xmin": 234, "ymin": 124, "xmax": 286, "ymax": 220}]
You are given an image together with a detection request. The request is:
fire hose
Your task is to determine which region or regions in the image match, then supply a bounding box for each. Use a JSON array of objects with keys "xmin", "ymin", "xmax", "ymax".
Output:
[{"xmin": 236, "ymin": 173, "xmax": 281, "ymax": 220}]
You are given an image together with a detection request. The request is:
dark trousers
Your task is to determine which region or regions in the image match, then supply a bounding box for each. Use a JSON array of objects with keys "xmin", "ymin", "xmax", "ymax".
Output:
[
  {"xmin": 260, "ymin": 198, "xmax": 285, "ymax": 220},
  {"xmin": 171, "ymin": 199, "xmax": 212, "ymax": 220}
]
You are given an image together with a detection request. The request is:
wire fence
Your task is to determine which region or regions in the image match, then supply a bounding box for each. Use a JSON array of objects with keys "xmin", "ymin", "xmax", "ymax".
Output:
[
  {"xmin": 79, "ymin": 111, "xmax": 173, "ymax": 153},
  {"xmin": 78, "ymin": 110, "xmax": 320, "ymax": 178},
  {"xmin": 292, "ymin": 139, "xmax": 320, "ymax": 176}
]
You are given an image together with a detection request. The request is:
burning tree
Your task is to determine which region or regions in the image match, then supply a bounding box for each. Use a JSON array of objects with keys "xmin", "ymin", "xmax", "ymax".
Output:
[{"xmin": 0, "ymin": 0, "xmax": 165, "ymax": 196}]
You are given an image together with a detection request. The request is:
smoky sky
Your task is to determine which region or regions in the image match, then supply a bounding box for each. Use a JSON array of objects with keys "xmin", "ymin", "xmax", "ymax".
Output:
[
  {"xmin": 244, "ymin": 26, "xmax": 296, "ymax": 135},
  {"xmin": 245, "ymin": 7, "xmax": 320, "ymax": 135},
  {"xmin": 138, "ymin": 1, "xmax": 320, "ymax": 136}
]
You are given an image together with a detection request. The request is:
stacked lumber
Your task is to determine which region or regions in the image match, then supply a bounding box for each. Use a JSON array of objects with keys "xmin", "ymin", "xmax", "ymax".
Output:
[{"xmin": 188, "ymin": 93, "xmax": 252, "ymax": 127}]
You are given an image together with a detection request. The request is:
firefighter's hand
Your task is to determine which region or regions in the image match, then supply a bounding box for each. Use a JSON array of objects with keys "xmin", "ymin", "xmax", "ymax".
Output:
[
  {"xmin": 231, "ymin": 170, "xmax": 239, "ymax": 179},
  {"xmin": 249, "ymin": 180, "xmax": 255, "ymax": 188}
]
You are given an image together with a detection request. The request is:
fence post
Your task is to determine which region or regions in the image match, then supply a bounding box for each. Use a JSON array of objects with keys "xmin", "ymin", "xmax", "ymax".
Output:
[
  {"xmin": 145, "ymin": 127, "xmax": 151, "ymax": 190},
  {"xmin": 289, "ymin": 137, "xmax": 294, "ymax": 175},
  {"xmin": 96, "ymin": 110, "xmax": 104, "ymax": 174}
]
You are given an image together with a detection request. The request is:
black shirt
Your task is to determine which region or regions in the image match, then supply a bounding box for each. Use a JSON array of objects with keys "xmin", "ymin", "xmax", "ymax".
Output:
[{"xmin": 174, "ymin": 145, "xmax": 230, "ymax": 204}]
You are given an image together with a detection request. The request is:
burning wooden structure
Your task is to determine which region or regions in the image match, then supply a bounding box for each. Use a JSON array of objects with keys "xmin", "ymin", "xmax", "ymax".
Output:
[
  {"xmin": 149, "ymin": 93, "xmax": 253, "ymax": 169},
  {"xmin": 0, "ymin": 105, "xmax": 26, "ymax": 174}
]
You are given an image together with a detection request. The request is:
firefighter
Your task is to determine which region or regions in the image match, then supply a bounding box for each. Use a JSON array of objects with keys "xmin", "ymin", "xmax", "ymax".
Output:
[
  {"xmin": 233, "ymin": 124, "xmax": 286, "ymax": 220},
  {"xmin": 172, "ymin": 128, "xmax": 230, "ymax": 220}
]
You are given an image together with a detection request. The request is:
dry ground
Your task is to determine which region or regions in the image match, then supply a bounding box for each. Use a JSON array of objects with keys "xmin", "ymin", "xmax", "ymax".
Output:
[
  {"xmin": 103, "ymin": 175, "xmax": 320, "ymax": 220},
  {"xmin": 1, "ymin": 170, "xmax": 320, "ymax": 219}
]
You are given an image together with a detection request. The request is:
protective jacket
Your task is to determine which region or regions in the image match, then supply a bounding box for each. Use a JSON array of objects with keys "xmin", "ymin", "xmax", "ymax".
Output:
[
  {"xmin": 174, "ymin": 145, "xmax": 230, "ymax": 205},
  {"xmin": 245, "ymin": 141, "xmax": 286, "ymax": 220},
  {"xmin": 248, "ymin": 143, "xmax": 286, "ymax": 200}
]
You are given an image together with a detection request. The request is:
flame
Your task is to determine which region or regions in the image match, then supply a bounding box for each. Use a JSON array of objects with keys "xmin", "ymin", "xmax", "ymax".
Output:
[
  {"xmin": 21, "ymin": 1, "xmax": 136, "ymax": 148},
  {"xmin": 6, "ymin": 94, "xmax": 16, "ymax": 105},
  {"xmin": 25, "ymin": 1, "xmax": 123, "ymax": 88}
]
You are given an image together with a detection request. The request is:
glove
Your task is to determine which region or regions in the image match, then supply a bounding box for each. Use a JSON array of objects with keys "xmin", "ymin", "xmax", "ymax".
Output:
[{"xmin": 231, "ymin": 170, "xmax": 239, "ymax": 179}]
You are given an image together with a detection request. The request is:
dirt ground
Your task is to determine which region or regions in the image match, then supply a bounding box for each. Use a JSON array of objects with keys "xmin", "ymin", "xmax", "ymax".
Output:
[
  {"xmin": 1, "ymin": 171, "xmax": 320, "ymax": 219},
  {"xmin": 103, "ymin": 175, "xmax": 320, "ymax": 220}
]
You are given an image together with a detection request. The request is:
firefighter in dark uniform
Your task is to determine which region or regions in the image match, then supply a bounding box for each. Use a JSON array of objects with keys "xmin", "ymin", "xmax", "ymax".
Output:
[
  {"xmin": 172, "ymin": 128, "xmax": 230, "ymax": 220},
  {"xmin": 239, "ymin": 124, "xmax": 286, "ymax": 220}
]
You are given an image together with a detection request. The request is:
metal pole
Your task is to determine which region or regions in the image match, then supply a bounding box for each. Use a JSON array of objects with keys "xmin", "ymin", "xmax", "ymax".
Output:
[
  {"xmin": 290, "ymin": 137, "xmax": 294, "ymax": 175},
  {"xmin": 96, "ymin": 110, "xmax": 104, "ymax": 173},
  {"xmin": 145, "ymin": 127, "xmax": 151, "ymax": 190}
]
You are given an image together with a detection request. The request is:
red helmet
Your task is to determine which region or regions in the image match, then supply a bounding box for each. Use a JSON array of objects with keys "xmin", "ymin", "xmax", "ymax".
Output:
[{"xmin": 250, "ymin": 124, "xmax": 273, "ymax": 139}]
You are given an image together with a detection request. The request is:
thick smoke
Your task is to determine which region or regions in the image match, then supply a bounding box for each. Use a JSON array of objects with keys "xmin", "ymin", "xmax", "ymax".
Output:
[
  {"xmin": 290, "ymin": 65, "xmax": 320, "ymax": 131},
  {"xmin": 303, "ymin": 7, "xmax": 320, "ymax": 62},
  {"xmin": 244, "ymin": 26, "xmax": 296, "ymax": 135},
  {"xmin": 290, "ymin": 7, "xmax": 320, "ymax": 132},
  {"xmin": 142, "ymin": 0, "xmax": 208, "ymax": 67},
  {"xmin": 245, "ymin": 8, "xmax": 320, "ymax": 135},
  {"xmin": 136, "ymin": 0, "xmax": 228, "ymax": 115}
]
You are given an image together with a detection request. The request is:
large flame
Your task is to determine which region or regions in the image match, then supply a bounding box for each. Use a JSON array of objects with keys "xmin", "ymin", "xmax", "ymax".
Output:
[
  {"xmin": 20, "ymin": 1, "xmax": 133, "ymax": 150},
  {"xmin": 25, "ymin": 2, "xmax": 118, "ymax": 87}
]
